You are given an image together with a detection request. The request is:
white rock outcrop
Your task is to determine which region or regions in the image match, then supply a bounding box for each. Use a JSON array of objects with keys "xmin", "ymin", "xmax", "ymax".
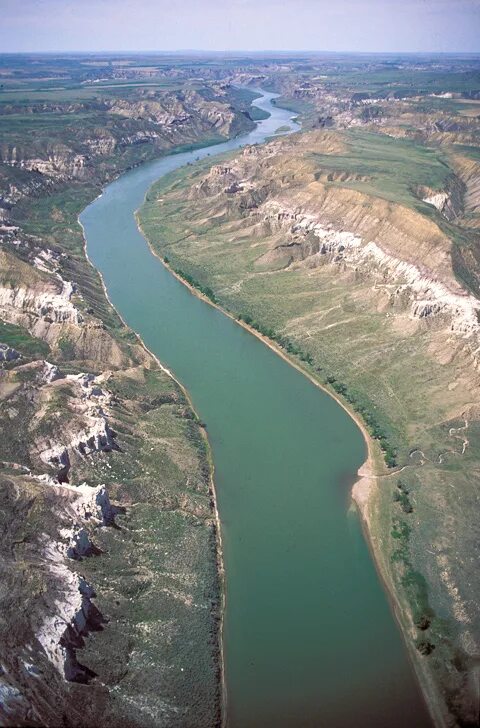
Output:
[
  {"xmin": 37, "ymin": 371, "xmax": 117, "ymax": 479},
  {"xmin": 0, "ymin": 280, "xmax": 81, "ymax": 327},
  {"xmin": 423, "ymin": 191, "xmax": 450, "ymax": 214},
  {"xmin": 261, "ymin": 201, "xmax": 480, "ymax": 341},
  {"xmin": 37, "ymin": 481, "xmax": 116, "ymax": 678}
]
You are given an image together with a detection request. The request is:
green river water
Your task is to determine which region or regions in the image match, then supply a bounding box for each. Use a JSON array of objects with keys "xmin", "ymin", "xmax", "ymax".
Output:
[{"xmin": 80, "ymin": 90, "xmax": 431, "ymax": 727}]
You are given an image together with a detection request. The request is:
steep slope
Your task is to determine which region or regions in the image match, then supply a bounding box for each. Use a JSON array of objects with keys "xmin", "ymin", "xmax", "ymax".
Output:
[{"xmin": 0, "ymin": 79, "xmax": 255, "ymax": 725}]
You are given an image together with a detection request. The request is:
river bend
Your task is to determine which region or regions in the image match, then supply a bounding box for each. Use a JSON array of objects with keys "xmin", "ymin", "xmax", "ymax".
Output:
[{"xmin": 80, "ymin": 89, "xmax": 431, "ymax": 727}]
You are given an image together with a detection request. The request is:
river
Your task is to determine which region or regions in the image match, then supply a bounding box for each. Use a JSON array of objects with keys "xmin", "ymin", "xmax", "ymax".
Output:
[{"xmin": 80, "ymin": 89, "xmax": 431, "ymax": 727}]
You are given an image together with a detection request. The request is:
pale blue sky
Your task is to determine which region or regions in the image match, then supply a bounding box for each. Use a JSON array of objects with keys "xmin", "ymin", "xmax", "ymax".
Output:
[{"xmin": 1, "ymin": 0, "xmax": 479, "ymax": 53}]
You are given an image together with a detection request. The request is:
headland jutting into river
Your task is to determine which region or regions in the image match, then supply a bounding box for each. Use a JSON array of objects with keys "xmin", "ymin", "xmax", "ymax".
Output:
[{"xmin": 80, "ymin": 89, "xmax": 431, "ymax": 727}]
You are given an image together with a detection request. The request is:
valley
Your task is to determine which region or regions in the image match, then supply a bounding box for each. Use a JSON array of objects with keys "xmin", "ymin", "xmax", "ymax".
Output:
[
  {"xmin": 1, "ymin": 52, "xmax": 479, "ymax": 727},
  {"xmin": 138, "ymin": 63, "xmax": 480, "ymax": 726}
]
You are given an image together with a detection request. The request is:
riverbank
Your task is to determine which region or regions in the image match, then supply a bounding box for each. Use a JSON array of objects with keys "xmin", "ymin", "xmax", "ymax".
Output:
[
  {"xmin": 0, "ymin": 76, "xmax": 255, "ymax": 722},
  {"xmin": 136, "ymin": 219, "xmax": 439, "ymax": 723},
  {"xmin": 82, "ymin": 205, "xmax": 227, "ymax": 727},
  {"xmin": 138, "ymin": 227, "xmax": 378, "ymax": 473},
  {"xmin": 82, "ymin": 85, "xmax": 431, "ymax": 727},
  {"xmin": 135, "ymin": 107, "xmax": 480, "ymax": 724}
]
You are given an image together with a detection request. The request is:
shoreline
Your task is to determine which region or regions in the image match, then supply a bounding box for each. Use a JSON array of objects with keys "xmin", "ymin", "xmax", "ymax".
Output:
[
  {"xmin": 137, "ymin": 221, "xmax": 378, "ymax": 473},
  {"xmin": 79, "ymin": 85, "xmax": 437, "ymax": 724},
  {"xmin": 74, "ymin": 103, "xmax": 274, "ymax": 726},
  {"xmin": 136, "ymin": 219, "xmax": 442, "ymax": 727},
  {"xmin": 80, "ymin": 215, "xmax": 227, "ymax": 727}
]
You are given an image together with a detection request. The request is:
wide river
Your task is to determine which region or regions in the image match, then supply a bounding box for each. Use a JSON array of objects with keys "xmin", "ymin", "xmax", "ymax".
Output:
[{"xmin": 81, "ymin": 90, "xmax": 431, "ymax": 727}]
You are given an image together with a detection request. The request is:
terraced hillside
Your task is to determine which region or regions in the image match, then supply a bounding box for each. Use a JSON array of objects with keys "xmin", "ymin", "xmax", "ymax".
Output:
[{"xmin": 139, "ymin": 126, "xmax": 480, "ymax": 726}]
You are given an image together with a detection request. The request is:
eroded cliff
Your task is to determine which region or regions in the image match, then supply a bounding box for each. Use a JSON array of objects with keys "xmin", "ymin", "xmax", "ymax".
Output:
[{"xmin": 0, "ymin": 78, "xmax": 250, "ymax": 726}]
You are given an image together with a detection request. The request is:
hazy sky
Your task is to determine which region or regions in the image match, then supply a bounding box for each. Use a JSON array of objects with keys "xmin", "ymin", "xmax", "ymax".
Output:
[{"xmin": 1, "ymin": 0, "xmax": 479, "ymax": 54}]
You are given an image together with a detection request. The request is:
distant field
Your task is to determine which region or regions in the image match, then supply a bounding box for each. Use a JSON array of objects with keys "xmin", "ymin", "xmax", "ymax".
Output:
[
  {"xmin": 325, "ymin": 68, "xmax": 480, "ymax": 95},
  {"xmin": 0, "ymin": 81, "xmax": 192, "ymax": 104},
  {"xmin": 0, "ymin": 112, "xmax": 101, "ymax": 134},
  {"xmin": 412, "ymin": 97, "xmax": 480, "ymax": 114},
  {"xmin": 311, "ymin": 129, "xmax": 451, "ymax": 208}
]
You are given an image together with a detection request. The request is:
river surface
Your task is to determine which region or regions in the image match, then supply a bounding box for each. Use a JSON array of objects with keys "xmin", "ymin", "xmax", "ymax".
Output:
[{"xmin": 80, "ymin": 90, "xmax": 431, "ymax": 727}]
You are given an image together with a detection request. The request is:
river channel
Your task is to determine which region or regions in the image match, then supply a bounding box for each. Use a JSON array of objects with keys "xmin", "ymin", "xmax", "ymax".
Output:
[{"xmin": 80, "ymin": 89, "xmax": 431, "ymax": 727}]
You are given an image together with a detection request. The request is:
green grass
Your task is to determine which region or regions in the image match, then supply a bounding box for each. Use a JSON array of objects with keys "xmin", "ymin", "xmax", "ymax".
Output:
[
  {"xmin": 412, "ymin": 97, "xmax": 480, "ymax": 115},
  {"xmin": 311, "ymin": 129, "xmax": 451, "ymax": 207},
  {"xmin": 0, "ymin": 86, "xmax": 113, "ymax": 103},
  {"xmin": 247, "ymin": 105, "xmax": 270, "ymax": 121},
  {"xmin": 0, "ymin": 320, "xmax": 50, "ymax": 360},
  {"xmin": 453, "ymin": 144, "xmax": 480, "ymax": 162},
  {"xmin": 164, "ymin": 258, "xmax": 218, "ymax": 303},
  {"xmin": 271, "ymin": 95, "xmax": 317, "ymax": 126},
  {"xmin": 325, "ymin": 68, "xmax": 480, "ymax": 96}
]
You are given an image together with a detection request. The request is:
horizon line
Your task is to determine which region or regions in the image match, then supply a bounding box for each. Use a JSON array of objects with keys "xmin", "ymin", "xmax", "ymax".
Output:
[{"xmin": 2, "ymin": 49, "xmax": 480, "ymax": 56}]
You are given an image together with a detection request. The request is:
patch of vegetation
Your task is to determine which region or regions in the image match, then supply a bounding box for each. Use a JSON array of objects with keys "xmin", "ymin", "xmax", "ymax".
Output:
[
  {"xmin": 57, "ymin": 335, "xmax": 76, "ymax": 360},
  {"xmin": 415, "ymin": 638, "xmax": 436, "ymax": 655},
  {"xmin": 452, "ymin": 145, "xmax": 480, "ymax": 163},
  {"xmin": 325, "ymin": 374, "xmax": 397, "ymax": 467},
  {"xmin": 393, "ymin": 478, "xmax": 413, "ymax": 513},
  {"xmin": 271, "ymin": 95, "xmax": 317, "ymax": 126},
  {"xmin": 238, "ymin": 313, "xmax": 314, "ymax": 363},
  {"xmin": 311, "ymin": 129, "xmax": 451, "ymax": 209},
  {"xmin": 390, "ymin": 517, "xmax": 434, "ymax": 633},
  {"xmin": 169, "ymin": 136, "xmax": 225, "ymax": 156},
  {"xmin": 249, "ymin": 106, "xmax": 271, "ymax": 122},
  {"xmin": 164, "ymin": 257, "xmax": 217, "ymax": 303},
  {"xmin": 0, "ymin": 320, "xmax": 50, "ymax": 360}
]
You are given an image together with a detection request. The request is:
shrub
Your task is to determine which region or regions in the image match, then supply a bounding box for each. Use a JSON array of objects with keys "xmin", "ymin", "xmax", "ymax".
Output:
[
  {"xmin": 58, "ymin": 335, "xmax": 75, "ymax": 360},
  {"xmin": 171, "ymin": 266, "xmax": 217, "ymax": 304},
  {"xmin": 394, "ymin": 482, "xmax": 413, "ymax": 513}
]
